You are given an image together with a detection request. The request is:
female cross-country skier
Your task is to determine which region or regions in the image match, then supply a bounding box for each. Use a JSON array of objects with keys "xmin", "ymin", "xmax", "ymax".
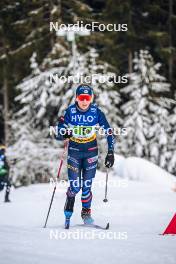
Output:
[{"xmin": 57, "ymin": 84, "xmax": 115, "ymax": 228}]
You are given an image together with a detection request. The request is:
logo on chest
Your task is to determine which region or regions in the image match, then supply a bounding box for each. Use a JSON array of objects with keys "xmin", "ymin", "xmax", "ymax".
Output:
[{"xmin": 71, "ymin": 115, "xmax": 94, "ymax": 123}]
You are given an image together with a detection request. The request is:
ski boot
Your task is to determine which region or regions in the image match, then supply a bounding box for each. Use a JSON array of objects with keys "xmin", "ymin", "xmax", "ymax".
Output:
[
  {"xmin": 64, "ymin": 195, "xmax": 75, "ymax": 229},
  {"xmin": 81, "ymin": 207, "xmax": 94, "ymax": 225},
  {"xmin": 64, "ymin": 211, "xmax": 72, "ymax": 229}
]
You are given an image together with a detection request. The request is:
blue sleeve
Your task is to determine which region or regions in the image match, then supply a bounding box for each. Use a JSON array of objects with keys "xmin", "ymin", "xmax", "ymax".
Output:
[
  {"xmin": 97, "ymin": 108, "xmax": 114, "ymax": 151},
  {"xmin": 56, "ymin": 108, "xmax": 70, "ymax": 141}
]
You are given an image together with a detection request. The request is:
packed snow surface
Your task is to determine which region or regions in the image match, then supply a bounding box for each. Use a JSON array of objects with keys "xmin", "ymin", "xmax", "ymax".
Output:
[{"xmin": 0, "ymin": 158, "xmax": 176, "ymax": 264}]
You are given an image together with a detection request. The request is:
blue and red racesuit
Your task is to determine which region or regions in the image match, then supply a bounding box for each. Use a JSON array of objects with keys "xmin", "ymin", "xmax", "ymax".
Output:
[{"xmin": 57, "ymin": 102, "xmax": 114, "ymax": 213}]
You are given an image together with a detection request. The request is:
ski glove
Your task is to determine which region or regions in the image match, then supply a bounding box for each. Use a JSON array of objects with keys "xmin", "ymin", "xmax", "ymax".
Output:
[
  {"xmin": 105, "ymin": 150, "xmax": 114, "ymax": 168},
  {"xmin": 58, "ymin": 116, "xmax": 72, "ymax": 139},
  {"xmin": 58, "ymin": 116, "xmax": 65, "ymax": 124}
]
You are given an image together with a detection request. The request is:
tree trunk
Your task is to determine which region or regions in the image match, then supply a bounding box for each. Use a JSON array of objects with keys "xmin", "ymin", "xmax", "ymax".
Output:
[
  {"xmin": 3, "ymin": 62, "xmax": 9, "ymax": 147},
  {"xmin": 169, "ymin": 0, "xmax": 173, "ymax": 83},
  {"xmin": 128, "ymin": 3, "xmax": 133, "ymax": 74},
  {"xmin": 49, "ymin": 0, "xmax": 62, "ymax": 47},
  {"xmin": 128, "ymin": 50, "xmax": 133, "ymax": 74}
]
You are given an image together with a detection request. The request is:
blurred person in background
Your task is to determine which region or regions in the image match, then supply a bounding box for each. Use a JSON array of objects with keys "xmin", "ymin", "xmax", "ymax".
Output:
[{"xmin": 0, "ymin": 145, "xmax": 11, "ymax": 202}]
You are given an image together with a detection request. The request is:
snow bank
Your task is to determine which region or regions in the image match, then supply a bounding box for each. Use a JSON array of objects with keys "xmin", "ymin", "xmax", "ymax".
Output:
[{"xmin": 113, "ymin": 155, "xmax": 176, "ymax": 190}]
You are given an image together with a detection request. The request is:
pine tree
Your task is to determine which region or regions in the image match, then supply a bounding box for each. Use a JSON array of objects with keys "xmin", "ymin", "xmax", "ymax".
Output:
[
  {"xmin": 0, "ymin": 0, "xmax": 61, "ymax": 143},
  {"xmin": 149, "ymin": 107, "xmax": 170, "ymax": 170},
  {"xmin": 121, "ymin": 50, "xmax": 170, "ymax": 166},
  {"xmin": 8, "ymin": 43, "xmax": 71, "ymax": 185},
  {"xmin": 167, "ymin": 97, "xmax": 176, "ymax": 175},
  {"xmin": 10, "ymin": 41, "xmax": 121, "ymax": 184}
]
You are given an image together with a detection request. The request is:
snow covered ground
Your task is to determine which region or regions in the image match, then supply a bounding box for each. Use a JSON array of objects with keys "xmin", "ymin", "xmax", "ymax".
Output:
[
  {"xmin": 114, "ymin": 155, "xmax": 176, "ymax": 189},
  {"xmin": 0, "ymin": 158, "xmax": 176, "ymax": 264}
]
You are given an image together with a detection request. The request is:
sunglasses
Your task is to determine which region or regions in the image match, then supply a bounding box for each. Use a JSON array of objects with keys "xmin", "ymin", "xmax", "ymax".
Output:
[{"xmin": 77, "ymin": 94, "xmax": 92, "ymax": 101}]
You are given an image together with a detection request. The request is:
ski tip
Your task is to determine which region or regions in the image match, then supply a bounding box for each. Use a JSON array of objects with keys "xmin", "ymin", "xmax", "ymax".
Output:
[{"xmin": 105, "ymin": 223, "xmax": 110, "ymax": 230}]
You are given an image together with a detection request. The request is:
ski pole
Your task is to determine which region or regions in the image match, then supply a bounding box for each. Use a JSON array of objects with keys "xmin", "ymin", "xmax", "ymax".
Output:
[
  {"xmin": 103, "ymin": 168, "xmax": 109, "ymax": 203},
  {"xmin": 43, "ymin": 140, "xmax": 68, "ymax": 228}
]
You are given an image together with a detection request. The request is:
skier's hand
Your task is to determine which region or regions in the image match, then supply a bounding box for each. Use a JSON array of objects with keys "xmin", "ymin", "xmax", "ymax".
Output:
[
  {"xmin": 58, "ymin": 116, "xmax": 72, "ymax": 139},
  {"xmin": 58, "ymin": 116, "xmax": 64, "ymax": 124},
  {"xmin": 105, "ymin": 150, "xmax": 114, "ymax": 168}
]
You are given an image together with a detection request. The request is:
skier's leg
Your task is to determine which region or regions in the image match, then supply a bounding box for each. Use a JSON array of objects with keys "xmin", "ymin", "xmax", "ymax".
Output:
[
  {"xmin": 81, "ymin": 151, "xmax": 98, "ymax": 208},
  {"xmin": 0, "ymin": 175, "xmax": 11, "ymax": 202},
  {"xmin": 4, "ymin": 178, "xmax": 11, "ymax": 202},
  {"xmin": 0, "ymin": 180, "xmax": 5, "ymax": 192},
  {"xmin": 81, "ymin": 178, "xmax": 93, "ymax": 209},
  {"xmin": 64, "ymin": 154, "xmax": 82, "ymax": 219},
  {"xmin": 81, "ymin": 152, "xmax": 98, "ymax": 223},
  {"xmin": 81, "ymin": 178, "xmax": 94, "ymax": 224}
]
